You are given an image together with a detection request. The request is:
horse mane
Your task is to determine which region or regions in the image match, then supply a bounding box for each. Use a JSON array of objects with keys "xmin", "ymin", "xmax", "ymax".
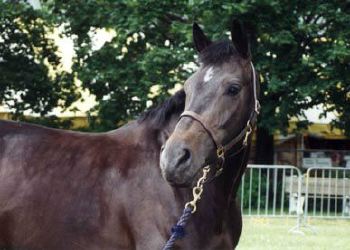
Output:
[
  {"xmin": 138, "ymin": 89, "xmax": 185, "ymax": 128},
  {"xmin": 199, "ymin": 40, "xmax": 238, "ymax": 65}
]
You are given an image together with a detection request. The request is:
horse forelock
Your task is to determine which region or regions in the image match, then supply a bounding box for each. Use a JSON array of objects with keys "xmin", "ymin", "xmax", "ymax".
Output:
[{"xmin": 199, "ymin": 40, "xmax": 240, "ymax": 66}]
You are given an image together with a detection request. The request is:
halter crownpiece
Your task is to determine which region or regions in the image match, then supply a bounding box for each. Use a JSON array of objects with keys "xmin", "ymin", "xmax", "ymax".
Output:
[{"xmin": 179, "ymin": 61, "xmax": 260, "ymax": 160}]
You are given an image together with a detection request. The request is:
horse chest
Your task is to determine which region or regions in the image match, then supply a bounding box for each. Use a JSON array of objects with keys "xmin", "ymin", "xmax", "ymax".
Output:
[{"xmin": 122, "ymin": 184, "xmax": 238, "ymax": 250}]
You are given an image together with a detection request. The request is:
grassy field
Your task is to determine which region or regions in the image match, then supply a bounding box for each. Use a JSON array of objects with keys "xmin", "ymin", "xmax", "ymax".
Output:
[{"xmin": 237, "ymin": 217, "xmax": 350, "ymax": 250}]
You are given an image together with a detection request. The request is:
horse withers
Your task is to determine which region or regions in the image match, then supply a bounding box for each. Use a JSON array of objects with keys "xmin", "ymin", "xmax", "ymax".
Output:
[{"xmin": 0, "ymin": 20, "xmax": 259, "ymax": 250}]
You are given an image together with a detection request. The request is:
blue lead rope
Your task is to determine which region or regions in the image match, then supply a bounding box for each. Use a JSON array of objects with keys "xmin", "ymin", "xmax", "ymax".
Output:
[{"xmin": 163, "ymin": 207, "xmax": 193, "ymax": 250}]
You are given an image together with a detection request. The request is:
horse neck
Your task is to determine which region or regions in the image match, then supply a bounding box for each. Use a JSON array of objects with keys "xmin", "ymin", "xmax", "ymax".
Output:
[{"xmin": 221, "ymin": 143, "xmax": 251, "ymax": 200}]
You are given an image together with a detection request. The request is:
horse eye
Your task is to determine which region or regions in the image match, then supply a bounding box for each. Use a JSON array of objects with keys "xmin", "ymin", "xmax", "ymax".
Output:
[{"xmin": 227, "ymin": 84, "xmax": 241, "ymax": 96}]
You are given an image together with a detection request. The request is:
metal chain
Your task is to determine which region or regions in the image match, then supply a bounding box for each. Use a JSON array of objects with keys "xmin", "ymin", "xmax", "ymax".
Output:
[
  {"xmin": 163, "ymin": 166, "xmax": 211, "ymax": 249},
  {"xmin": 185, "ymin": 166, "xmax": 211, "ymax": 213}
]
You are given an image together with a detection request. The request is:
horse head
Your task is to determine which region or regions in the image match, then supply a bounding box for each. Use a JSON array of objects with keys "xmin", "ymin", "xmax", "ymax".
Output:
[{"xmin": 160, "ymin": 20, "xmax": 259, "ymax": 186}]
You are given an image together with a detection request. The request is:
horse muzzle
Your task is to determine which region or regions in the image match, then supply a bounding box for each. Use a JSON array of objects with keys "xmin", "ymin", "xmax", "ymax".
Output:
[{"xmin": 160, "ymin": 140, "xmax": 199, "ymax": 186}]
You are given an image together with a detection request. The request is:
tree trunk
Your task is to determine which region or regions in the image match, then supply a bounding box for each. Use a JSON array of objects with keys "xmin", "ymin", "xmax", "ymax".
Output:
[{"xmin": 255, "ymin": 126, "xmax": 274, "ymax": 164}]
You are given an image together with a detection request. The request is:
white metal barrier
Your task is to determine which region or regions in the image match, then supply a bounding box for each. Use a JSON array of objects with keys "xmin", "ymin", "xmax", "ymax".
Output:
[
  {"xmin": 304, "ymin": 167, "xmax": 350, "ymax": 220},
  {"xmin": 239, "ymin": 165, "xmax": 350, "ymax": 234},
  {"xmin": 239, "ymin": 165, "xmax": 303, "ymax": 233}
]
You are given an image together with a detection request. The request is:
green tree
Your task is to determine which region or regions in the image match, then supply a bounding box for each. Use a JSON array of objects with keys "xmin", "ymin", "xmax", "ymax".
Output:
[
  {"xmin": 44, "ymin": 1, "xmax": 349, "ymax": 160},
  {"xmin": 45, "ymin": 1, "xmax": 196, "ymax": 130},
  {"xmin": 2, "ymin": 1, "xmax": 349, "ymax": 161},
  {"xmin": 0, "ymin": 1, "xmax": 79, "ymax": 121}
]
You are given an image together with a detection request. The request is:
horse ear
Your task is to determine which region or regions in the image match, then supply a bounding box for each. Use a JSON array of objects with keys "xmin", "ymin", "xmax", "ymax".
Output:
[
  {"xmin": 193, "ymin": 23, "xmax": 211, "ymax": 53},
  {"xmin": 231, "ymin": 19, "xmax": 250, "ymax": 58}
]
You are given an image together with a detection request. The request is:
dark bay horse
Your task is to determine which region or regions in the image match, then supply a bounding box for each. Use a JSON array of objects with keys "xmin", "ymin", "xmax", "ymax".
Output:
[{"xmin": 0, "ymin": 20, "xmax": 259, "ymax": 250}]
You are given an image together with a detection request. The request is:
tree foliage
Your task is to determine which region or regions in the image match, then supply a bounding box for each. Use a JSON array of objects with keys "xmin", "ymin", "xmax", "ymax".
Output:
[
  {"xmin": 1, "ymin": 1, "xmax": 349, "ymax": 137},
  {"xmin": 0, "ymin": 1, "xmax": 79, "ymax": 118},
  {"xmin": 44, "ymin": 1, "xmax": 197, "ymax": 130}
]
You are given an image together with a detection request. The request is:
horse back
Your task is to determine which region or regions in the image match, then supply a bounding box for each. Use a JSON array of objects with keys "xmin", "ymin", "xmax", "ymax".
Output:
[{"xmin": 0, "ymin": 120, "xmax": 139, "ymax": 249}]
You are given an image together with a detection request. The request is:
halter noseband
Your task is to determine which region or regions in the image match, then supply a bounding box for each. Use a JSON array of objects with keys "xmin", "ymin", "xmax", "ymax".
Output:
[{"xmin": 179, "ymin": 62, "xmax": 260, "ymax": 161}]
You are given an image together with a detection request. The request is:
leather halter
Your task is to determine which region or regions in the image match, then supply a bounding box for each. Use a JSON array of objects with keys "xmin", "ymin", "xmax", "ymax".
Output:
[
  {"xmin": 179, "ymin": 62, "xmax": 260, "ymax": 161},
  {"xmin": 163, "ymin": 63, "xmax": 260, "ymax": 250}
]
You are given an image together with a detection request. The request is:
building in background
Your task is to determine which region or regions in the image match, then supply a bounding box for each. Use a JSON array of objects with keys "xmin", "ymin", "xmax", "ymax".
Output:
[{"xmin": 274, "ymin": 122, "xmax": 350, "ymax": 169}]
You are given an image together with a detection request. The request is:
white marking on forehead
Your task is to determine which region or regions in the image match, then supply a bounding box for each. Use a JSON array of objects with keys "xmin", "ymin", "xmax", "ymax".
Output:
[{"xmin": 203, "ymin": 67, "xmax": 214, "ymax": 83}]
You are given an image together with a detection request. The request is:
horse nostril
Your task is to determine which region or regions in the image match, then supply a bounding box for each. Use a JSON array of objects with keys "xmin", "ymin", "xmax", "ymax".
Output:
[
  {"xmin": 177, "ymin": 148, "xmax": 191, "ymax": 166},
  {"xmin": 161, "ymin": 145, "xmax": 165, "ymax": 152}
]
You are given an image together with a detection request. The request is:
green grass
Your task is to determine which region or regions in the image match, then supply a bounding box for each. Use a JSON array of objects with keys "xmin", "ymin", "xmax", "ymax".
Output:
[{"xmin": 237, "ymin": 217, "xmax": 350, "ymax": 250}]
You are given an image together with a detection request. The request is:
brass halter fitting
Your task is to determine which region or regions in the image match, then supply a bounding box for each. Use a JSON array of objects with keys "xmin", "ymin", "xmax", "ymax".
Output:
[
  {"xmin": 243, "ymin": 120, "xmax": 253, "ymax": 146},
  {"xmin": 216, "ymin": 146, "xmax": 225, "ymax": 159}
]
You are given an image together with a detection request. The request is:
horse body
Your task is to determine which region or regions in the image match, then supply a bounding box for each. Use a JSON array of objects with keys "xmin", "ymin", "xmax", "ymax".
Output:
[
  {"xmin": 0, "ymin": 20, "xmax": 259, "ymax": 249},
  {"xmin": 0, "ymin": 118, "xmax": 243, "ymax": 250}
]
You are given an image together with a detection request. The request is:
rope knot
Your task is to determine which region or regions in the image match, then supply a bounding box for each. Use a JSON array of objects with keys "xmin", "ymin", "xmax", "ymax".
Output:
[{"xmin": 171, "ymin": 224, "xmax": 186, "ymax": 239}]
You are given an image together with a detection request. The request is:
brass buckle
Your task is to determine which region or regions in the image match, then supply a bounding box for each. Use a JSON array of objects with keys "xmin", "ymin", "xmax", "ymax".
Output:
[
  {"xmin": 243, "ymin": 121, "xmax": 253, "ymax": 146},
  {"xmin": 217, "ymin": 146, "xmax": 225, "ymax": 159}
]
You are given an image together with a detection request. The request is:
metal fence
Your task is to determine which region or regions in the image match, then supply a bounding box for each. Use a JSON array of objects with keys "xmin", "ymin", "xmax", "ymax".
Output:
[
  {"xmin": 239, "ymin": 164, "xmax": 302, "ymax": 217},
  {"xmin": 304, "ymin": 167, "xmax": 350, "ymax": 219},
  {"xmin": 239, "ymin": 164, "xmax": 350, "ymax": 233}
]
